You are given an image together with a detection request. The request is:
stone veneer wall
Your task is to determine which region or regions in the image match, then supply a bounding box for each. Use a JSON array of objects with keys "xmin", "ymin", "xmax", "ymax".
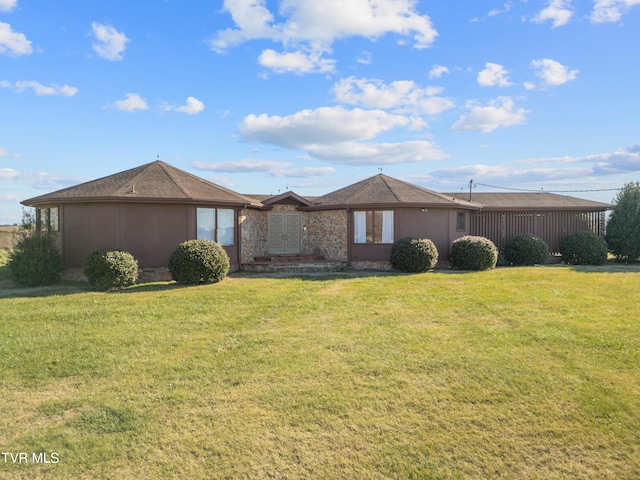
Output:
[
  {"xmin": 240, "ymin": 205, "xmax": 348, "ymax": 263},
  {"xmin": 302, "ymin": 209, "xmax": 348, "ymax": 261},
  {"xmin": 239, "ymin": 208, "xmax": 268, "ymax": 263}
]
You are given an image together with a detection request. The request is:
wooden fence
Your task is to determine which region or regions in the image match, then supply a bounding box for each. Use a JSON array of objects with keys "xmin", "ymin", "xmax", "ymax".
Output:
[{"xmin": 469, "ymin": 210, "xmax": 606, "ymax": 253}]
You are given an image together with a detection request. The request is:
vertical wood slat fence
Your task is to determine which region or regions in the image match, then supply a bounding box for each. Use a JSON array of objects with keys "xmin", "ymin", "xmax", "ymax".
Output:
[{"xmin": 470, "ymin": 210, "xmax": 605, "ymax": 253}]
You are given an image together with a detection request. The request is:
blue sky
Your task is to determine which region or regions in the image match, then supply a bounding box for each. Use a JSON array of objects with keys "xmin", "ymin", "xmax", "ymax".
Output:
[{"xmin": 1, "ymin": 0, "xmax": 639, "ymax": 224}]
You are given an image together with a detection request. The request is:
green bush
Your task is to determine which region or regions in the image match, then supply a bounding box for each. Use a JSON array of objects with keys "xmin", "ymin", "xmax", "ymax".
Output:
[
  {"xmin": 605, "ymin": 181, "xmax": 640, "ymax": 262},
  {"xmin": 450, "ymin": 235, "xmax": 498, "ymax": 271},
  {"xmin": 7, "ymin": 231, "xmax": 63, "ymax": 287},
  {"xmin": 390, "ymin": 237, "xmax": 439, "ymax": 273},
  {"xmin": 169, "ymin": 239, "xmax": 230, "ymax": 285},
  {"xmin": 560, "ymin": 231, "xmax": 608, "ymax": 266},
  {"xmin": 84, "ymin": 249, "xmax": 139, "ymax": 290},
  {"xmin": 503, "ymin": 234, "xmax": 549, "ymax": 266}
]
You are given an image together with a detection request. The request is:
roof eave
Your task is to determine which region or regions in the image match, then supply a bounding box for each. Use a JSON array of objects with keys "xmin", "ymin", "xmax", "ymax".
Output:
[
  {"xmin": 22, "ymin": 196, "xmax": 262, "ymax": 208},
  {"xmin": 478, "ymin": 205, "xmax": 611, "ymax": 212},
  {"xmin": 302, "ymin": 202, "xmax": 481, "ymax": 211}
]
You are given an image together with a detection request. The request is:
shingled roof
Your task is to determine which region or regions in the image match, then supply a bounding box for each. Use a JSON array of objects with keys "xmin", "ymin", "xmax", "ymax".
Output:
[
  {"xmin": 308, "ymin": 174, "xmax": 479, "ymax": 210},
  {"xmin": 448, "ymin": 192, "xmax": 611, "ymax": 211},
  {"xmin": 22, "ymin": 160, "xmax": 262, "ymax": 208}
]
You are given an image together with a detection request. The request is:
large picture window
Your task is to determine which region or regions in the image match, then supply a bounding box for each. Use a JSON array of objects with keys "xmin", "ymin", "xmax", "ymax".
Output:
[
  {"xmin": 196, "ymin": 208, "xmax": 235, "ymax": 246},
  {"xmin": 354, "ymin": 210, "xmax": 394, "ymax": 244}
]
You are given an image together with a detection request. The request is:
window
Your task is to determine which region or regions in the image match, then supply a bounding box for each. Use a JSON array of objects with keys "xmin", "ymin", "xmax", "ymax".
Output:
[
  {"xmin": 354, "ymin": 210, "xmax": 394, "ymax": 244},
  {"xmin": 456, "ymin": 211, "xmax": 466, "ymax": 232},
  {"xmin": 196, "ymin": 208, "xmax": 235, "ymax": 245},
  {"xmin": 37, "ymin": 207, "xmax": 59, "ymax": 232}
]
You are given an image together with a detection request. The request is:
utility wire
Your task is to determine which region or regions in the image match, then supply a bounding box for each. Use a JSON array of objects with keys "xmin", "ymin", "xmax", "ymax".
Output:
[{"xmin": 473, "ymin": 182, "xmax": 621, "ymax": 193}]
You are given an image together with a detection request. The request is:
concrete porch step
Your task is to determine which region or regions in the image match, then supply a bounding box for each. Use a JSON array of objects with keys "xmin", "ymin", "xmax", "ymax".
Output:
[
  {"xmin": 241, "ymin": 256, "xmax": 348, "ymax": 273},
  {"xmin": 252, "ymin": 254, "xmax": 326, "ymax": 264}
]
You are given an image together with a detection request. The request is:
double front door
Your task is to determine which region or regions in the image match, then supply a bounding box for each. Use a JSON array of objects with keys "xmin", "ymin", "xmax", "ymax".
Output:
[{"xmin": 268, "ymin": 212, "xmax": 301, "ymax": 254}]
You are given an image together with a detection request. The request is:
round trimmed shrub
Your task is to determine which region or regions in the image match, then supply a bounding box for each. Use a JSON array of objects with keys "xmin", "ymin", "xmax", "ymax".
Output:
[
  {"xmin": 450, "ymin": 235, "xmax": 498, "ymax": 271},
  {"xmin": 8, "ymin": 233, "xmax": 63, "ymax": 287},
  {"xmin": 560, "ymin": 231, "xmax": 608, "ymax": 265},
  {"xmin": 169, "ymin": 239, "xmax": 230, "ymax": 285},
  {"xmin": 503, "ymin": 234, "xmax": 549, "ymax": 266},
  {"xmin": 84, "ymin": 249, "xmax": 139, "ymax": 291},
  {"xmin": 390, "ymin": 237, "xmax": 439, "ymax": 273}
]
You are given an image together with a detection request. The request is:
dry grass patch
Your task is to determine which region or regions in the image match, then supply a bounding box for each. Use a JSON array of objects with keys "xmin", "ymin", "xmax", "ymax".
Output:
[{"xmin": 0, "ymin": 225, "xmax": 18, "ymax": 249}]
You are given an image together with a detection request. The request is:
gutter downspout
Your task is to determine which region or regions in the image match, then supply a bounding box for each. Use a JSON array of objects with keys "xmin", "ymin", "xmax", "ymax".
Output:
[
  {"xmin": 236, "ymin": 207, "xmax": 243, "ymax": 272},
  {"xmin": 346, "ymin": 207, "xmax": 352, "ymax": 268}
]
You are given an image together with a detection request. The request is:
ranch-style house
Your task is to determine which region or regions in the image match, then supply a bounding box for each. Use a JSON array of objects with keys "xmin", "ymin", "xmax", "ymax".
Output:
[{"xmin": 22, "ymin": 160, "xmax": 610, "ymax": 279}]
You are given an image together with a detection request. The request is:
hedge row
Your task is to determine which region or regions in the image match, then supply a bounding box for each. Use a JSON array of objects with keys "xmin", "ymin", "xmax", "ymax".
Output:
[
  {"xmin": 390, "ymin": 230, "xmax": 609, "ymax": 272},
  {"xmin": 390, "ymin": 235, "xmax": 499, "ymax": 272},
  {"xmin": 7, "ymin": 228, "xmax": 609, "ymax": 287}
]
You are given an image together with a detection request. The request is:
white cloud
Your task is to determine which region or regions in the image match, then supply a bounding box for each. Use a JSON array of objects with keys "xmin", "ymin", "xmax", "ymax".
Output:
[
  {"xmin": 258, "ymin": 48, "xmax": 336, "ymax": 74},
  {"xmin": 488, "ymin": 2, "xmax": 515, "ymax": 17},
  {"xmin": 211, "ymin": 0, "xmax": 437, "ymax": 73},
  {"xmin": 0, "ymin": 21, "xmax": 32, "ymax": 56},
  {"xmin": 591, "ymin": 0, "xmax": 640, "ymax": 23},
  {"xmin": 530, "ymin": 58, "xmax": 578, "ymax": 87},
  {"xmin": 0, "ymin": 168, "xmax": 85, "ymax": 190},
  {"xmin": 192, "ymin": 159, "xmax": 335, "ymax": 177},
  {"xmin": 0, "ymin": 193, "xmax": 20, "ymax": 202},
  {"xmin": 91, "ymin": 22, "xmax": 129, "ymax": 61},
  {"xmin": 333, "ymin": 77, "xmax": 454, "ymax": 115},
  {"xmin": 239, "ymin": 106, "xmax": 411, "ymax": 149},
  {"xmin": 430, "ymin": 163, "xmax": 594, "ymax": 184},
  {"xmin": 194, "ymin": 159, "xmax": 292, "ymax": 173},
  {"xmin": 0, "ymin": 0, "xmax": 17, "ymax": 12},
  {"xmin": 175, "ymin": 96, "xmax": 205, "ymax": 115},
  {"xmin": 305, "ymin": 140, "xmax": 448, "ymax": 165},
  {"xmin": 533, "ymin": 0, "xmax": 574, "ymax": 27},
  {"xmin": 0, "ymin": 147, "xmax": 20, "ymax": 157},
  {"xmin": 284, "ymin": 166, "xmax": 336, "ymax": 177},
  {"xmin": 516, "ymin": 144, "xmax": 640, "ymax": 174},
  {"xmin": 209, "ymin": 0, "xmax": 276, "ymax": 52},
  {"xmin": 238, "ymin": 105, "xmax": 446, "ymax": 166},
  {"xmin": 356, "ymin": 51, "xmax": 373, "ymax": 65},
  {"xmin": 409, "ymin": 144, "xmax": 640, "ymax": 193},
  {"xmin": 477, "ymin": 63, "xmax": 512, "ymax": 87},
  {"xmin": 2, "ymin": 80, "xmax": 78, "ymax": 96},
  {"xmin": 452, "ymin": 97, "xmax": 528, "ymax": 133},
  {"xmin": 471, "ymin": 2, "xmax": 515, "ymax": 22},
  {"xmin": 0, "ymin": 167, "xmax": 20, "ymax": 180},
  {"xmin": 429, "ymin": 64, "xmax": 449, "ymax": 79},
  {"xmin": 114, "ymin": 93, "xmax": 148, "ymax": 112}
]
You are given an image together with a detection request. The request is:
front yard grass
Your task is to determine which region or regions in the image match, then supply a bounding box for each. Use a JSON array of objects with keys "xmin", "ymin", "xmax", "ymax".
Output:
[{"xmin": 0, "ymin": 266, "xmax": 638, "ymax": 479}]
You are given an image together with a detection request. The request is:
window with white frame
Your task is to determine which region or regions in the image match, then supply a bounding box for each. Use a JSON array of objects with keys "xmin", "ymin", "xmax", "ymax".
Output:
[
  {"xmin": 196, "ymin": 208, "xmax": 235, "ymax": 245},
  {"xmin": 353, "ymin": 210, "xmax": 394, "ymax": 244}
]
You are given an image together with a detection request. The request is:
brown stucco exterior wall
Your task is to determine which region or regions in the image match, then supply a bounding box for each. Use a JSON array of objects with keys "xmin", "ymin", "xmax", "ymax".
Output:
[
  {"xmin": 395, "ymin": 208, "xmax": 469, "ymax": 258},
  {"xmin": 350, "ymin": 208, "xmax": 470, "ymax": 266},
  {"xmin": 59, "ymin": 203, "xmax": 239, "ymax": 270}
]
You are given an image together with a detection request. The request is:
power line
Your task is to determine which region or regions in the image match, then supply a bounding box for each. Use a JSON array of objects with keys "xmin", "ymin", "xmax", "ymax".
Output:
[{"xmin": 473, "ymin": 182, "xmax": 621, "ymax": 193}]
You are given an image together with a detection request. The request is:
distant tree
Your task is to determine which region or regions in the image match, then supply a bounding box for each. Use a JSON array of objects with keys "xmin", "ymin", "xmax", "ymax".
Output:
[
  {"xmin": 605, "ymin": 182, "xmax": 640, "ymax": 262},
  {"xmin": 7, "ymin": 209, "xmax": 63, "ymax": 286}
]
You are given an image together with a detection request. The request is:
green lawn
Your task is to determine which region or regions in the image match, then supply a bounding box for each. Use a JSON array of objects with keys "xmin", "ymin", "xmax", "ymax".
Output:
[{"xmin": 1, "ymin": 267, "xmax": 639, "ymax": 479}]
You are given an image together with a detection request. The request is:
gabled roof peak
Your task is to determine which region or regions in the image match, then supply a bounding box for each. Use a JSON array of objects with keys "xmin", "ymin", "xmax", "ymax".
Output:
[
  {"xmin": 23, "ymin": 160, "xmax": 261, "ymax": 207},
  {"xmin": 311, "ymin": 173, "xmax": 478, "ymax": 209}
]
